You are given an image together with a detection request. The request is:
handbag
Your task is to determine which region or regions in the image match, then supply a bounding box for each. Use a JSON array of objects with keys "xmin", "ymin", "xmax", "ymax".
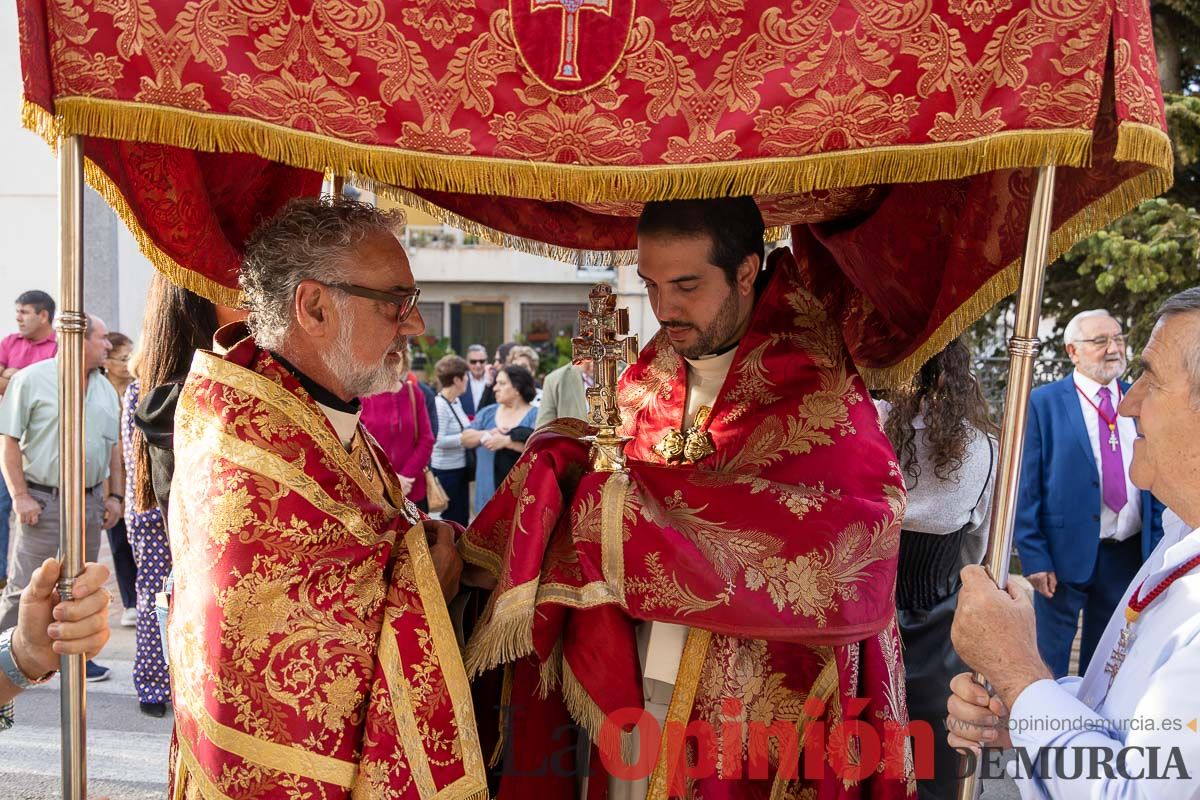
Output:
[{"xmin": 407, "ymin": 382, "xmax": 449, "ymax": 513}]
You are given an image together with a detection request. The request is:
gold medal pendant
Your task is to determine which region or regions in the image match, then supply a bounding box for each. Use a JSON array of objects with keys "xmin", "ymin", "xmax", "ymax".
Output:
[
  {"xmin": 653, "ymin": 428, "xmax": 686, "ymax": 463},
  {"xmin": 656, "ymin": 406, "xmax": 716, "ymax": 464}
]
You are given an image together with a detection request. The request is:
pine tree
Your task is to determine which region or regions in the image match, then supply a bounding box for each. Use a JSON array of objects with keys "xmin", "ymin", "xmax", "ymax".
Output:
[{"xmin": 968, "ymin": 2, "xmax": 1200, "ymax": 382}]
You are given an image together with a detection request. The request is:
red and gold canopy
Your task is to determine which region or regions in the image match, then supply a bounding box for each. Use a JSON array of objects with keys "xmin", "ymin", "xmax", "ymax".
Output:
[{"xmin": 16, "ymin": 0, "xmax": 1172, "ymax": 385}]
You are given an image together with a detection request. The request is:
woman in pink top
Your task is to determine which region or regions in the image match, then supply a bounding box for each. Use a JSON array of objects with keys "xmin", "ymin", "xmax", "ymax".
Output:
[{"xmin": 360, "ymin": 347, "xmax": 435, "ymax": 510}]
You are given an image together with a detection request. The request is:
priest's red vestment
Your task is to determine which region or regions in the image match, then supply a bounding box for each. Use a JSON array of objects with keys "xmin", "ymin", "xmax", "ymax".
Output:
[
  {"xmin": 168, "ymin": 335, "xmax": 487, "ymax": 799},
  {"xmin": 463, "ymin": 248, "xmax": 915, "ymax": 799}
]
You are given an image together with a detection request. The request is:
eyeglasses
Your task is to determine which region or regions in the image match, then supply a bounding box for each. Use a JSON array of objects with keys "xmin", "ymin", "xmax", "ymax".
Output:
[
  {"xmin": 468, "ymin": 359, "xmax": 487, "ymax": 365},
  {"xmin": 1073, "ymin": 335, "xmax": 1127, "ymax": 349},
  {"xmin": 323, "ymin": 282, "xmax": 421, "ymax": 322}
]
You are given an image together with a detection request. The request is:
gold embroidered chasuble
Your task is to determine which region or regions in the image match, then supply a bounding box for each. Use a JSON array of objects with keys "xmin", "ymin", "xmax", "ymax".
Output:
[
  {"xmin": 167, "ymin": 335, "xmax": 486, "ymax": 800},
  {"xmin": 462, "ymin": 249, "xmax": 914, "ymax": 798}
]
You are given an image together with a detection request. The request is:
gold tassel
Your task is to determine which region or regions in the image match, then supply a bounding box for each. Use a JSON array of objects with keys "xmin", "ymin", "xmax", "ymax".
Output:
[
  {"xmin": 20, "ymin": 100, "xmax": 245, "ymax": 308},
  {"xmin": 537, "ymin": 639, "xmax": 564, "ymax": 699},
  {"xmin": 21, "ymin": 98, "xmax": 1173, "ymax": 385}
]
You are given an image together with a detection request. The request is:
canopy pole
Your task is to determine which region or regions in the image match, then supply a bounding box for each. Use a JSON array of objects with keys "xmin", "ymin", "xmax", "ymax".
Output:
[
  {"xmin": 56, "ymin": 134, "xmax": 88, "ymax": 800},
  {"xmin": 955, "ymin": 165, "xmax": 1057, "ymax": 800}
]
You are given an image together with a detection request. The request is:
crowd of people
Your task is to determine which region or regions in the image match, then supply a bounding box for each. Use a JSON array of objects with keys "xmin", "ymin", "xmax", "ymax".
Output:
[{"xmin": 0, "ymin": 195, "xmax": 1195, "ymax": 800}]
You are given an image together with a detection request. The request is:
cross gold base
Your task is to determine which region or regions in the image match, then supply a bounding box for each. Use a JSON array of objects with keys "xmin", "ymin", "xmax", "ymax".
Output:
[{"xmin": 584, "ymin": 428, "xmax": 632, "ymax": 473}]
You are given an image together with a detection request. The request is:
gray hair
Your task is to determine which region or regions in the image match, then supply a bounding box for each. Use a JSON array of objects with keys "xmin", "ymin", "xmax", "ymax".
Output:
[
  {"xmin": 1063, "ymin": 309, "xmax": 1114, "ymax": 349},
  {"xmin": 240, "ymin": 197, "xmax": 404, "ymax": 350},
  {"xmin": 466, "ymin": 344, "xmax": 488, "ymax": 356},
  {"xmin": 1156, "ymin": 287, "xmax": 1200, "ymax": 400},
  {"xmin": 508, "ymin": 344, "xmax": 540, "ymax": 372}
]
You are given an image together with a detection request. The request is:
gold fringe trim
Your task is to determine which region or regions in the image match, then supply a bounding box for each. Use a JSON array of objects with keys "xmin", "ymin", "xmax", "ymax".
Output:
[
  {"xmin": 462, "ymin": 581, "xmax": 538, "ymax": 678},
  {"xmin": 860, "ymin": 142, "xmax": 1173, "ymax": 389},
  {"xmin": 646, "ymin": 628, "xmax": 712, "ymax": 800},
  {"xmin": 561, "ymin": 658, "xmax": 637, "ymax": 764},
  {"xmin": 537, "ymin": 639, "xmax": 564, "ymax": 699},
  {"xmin": 1115, "ymin": 122, "xmax": 1174, "ymax": 167},
  {"xmin": 372, "ymin": 182, "xmax": 639, "ymax": 268},
  {"xmin": 22, "ymin": 98, "xmax": 1173, "ymax": 383},
  {"xmin": 46, "ymin": 96, "xmax": 1157, "ymax": 204},
  {"xmin": 21, "ymin": 100, "xmax": 245, "ymax": 308},
  {"xmin": 373, "ymin": 182, "xmax": 787, "ymax": 267},
  {"xmin": 488, "ymin": 664, "xmax": 515, "ymax": 770},
  {"xmin": 768, "ymin": 653, "xmax": 841, "ymax": 800}
]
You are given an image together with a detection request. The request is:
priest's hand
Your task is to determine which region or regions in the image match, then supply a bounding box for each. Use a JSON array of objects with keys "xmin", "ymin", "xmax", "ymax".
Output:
[
  {"xmin": 424, "ymin": 520, "xmax": 462, "ymax": 603},
  {"xmin": 951, "ymin": 565, "xmax": 1053, "ymax": 711},
  {"xmin": 946, "ymin": 672, "xmax": 1012, "ymax": 753}
]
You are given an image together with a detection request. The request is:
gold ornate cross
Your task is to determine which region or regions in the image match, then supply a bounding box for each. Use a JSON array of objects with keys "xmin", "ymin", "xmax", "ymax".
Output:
[{"xmin": 572, "ymin": 284, "xmax": 638, "ymax": 471}]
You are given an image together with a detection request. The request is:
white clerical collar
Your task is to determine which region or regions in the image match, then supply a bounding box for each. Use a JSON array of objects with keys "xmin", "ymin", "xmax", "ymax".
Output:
[
  {"xmin": 316, "ymin": 401, "xmax": 361, "ymax": 450},
  {"xmin": 1073, "ymin": 369, "xmax": 1120, "ymax": 400},
  {"xmin": 684, "ymin": 347, "xmax": 737, "ymax": 375}
]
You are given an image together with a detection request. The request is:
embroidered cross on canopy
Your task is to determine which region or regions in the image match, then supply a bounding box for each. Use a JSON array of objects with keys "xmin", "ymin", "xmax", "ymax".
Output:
[
  {"xmin": 531, "ymin": 0, "xmax": 614, "ymax": 81},
  {"xmin": 15, "ymin": 0, "xmax": 1174, "ymax": 385}
]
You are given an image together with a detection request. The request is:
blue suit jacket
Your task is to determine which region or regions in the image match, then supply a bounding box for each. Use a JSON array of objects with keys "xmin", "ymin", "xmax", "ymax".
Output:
[
  {"xmin": 1014, "ymin": 375, "xmax": 1164, "ymax": 584},
  {"xmin": 460, "ymin": 381, "xmax": 494, "ymax": 419}
]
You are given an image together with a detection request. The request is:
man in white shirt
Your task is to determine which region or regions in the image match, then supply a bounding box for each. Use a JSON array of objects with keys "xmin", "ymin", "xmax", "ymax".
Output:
[
  {"xmin": 947, "ymin": 287, "xmax": 1200, "ymax": 798},
  {"xmin": 1014, "ymin": 309, "xmax": 1165, "ymax": 678},
  {"xmin": 460, "ymin": 343, "xmax": 493, "ymax": 419}
]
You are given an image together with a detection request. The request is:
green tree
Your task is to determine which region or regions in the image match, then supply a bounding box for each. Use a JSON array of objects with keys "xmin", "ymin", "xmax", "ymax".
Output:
[{"xmin": 969, "ymin": 2, "xmax": 1200, "ymax": 374}]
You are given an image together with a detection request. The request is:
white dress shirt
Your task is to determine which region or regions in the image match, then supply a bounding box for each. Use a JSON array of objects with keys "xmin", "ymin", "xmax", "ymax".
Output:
[
  {"xmin": 1072, "ymin": 370, "xmax": 1142, "ymax": 542},
  {"xmin": 1007, "ymin": 509, "xmax": 1200, "ymax": 798},
  {"xmin": 468, "ymin": 374, "xmax": 487, "ymax": 409}
]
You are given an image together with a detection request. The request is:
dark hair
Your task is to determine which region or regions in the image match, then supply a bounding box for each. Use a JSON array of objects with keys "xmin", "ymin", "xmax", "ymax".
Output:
[
  {"xmin": 105, "ymin": 332, "xmax": 133, "ymax": 351},
  {"xmin": 499, "ymin": 364, "xmax": 537, "ymax": 403},
  {"xmin": 16, "ymin": 290, "xmax": 55, "ymax": 323},
  {"xmin": 881, "ymin": 339, "xmax": 999, "ymax": 484},
  {"xmin": 131, "ymin": 273, "xmax": 220, "ymax": 512},
  {"xmin": 435, "ymin": 354, "xmax": 469, "ymax": 388},
  {"xmin": 637, "ymin": 197, "xmax": 765, "ymax": 285},
  {"xmin": 496, "ymin": 341, "xmax": 518, "ymax": 363}
]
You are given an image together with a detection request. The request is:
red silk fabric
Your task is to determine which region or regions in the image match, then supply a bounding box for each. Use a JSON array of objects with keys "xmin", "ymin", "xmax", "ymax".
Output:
[
  {"xmin": 462, "ymin": 250, "xmax": 913, "ymax": 796},
  {"xmin": 169, "ymin": 337, "xmax": 486, "ymax": 799},
  {"xmin": 15, "ymin": 0, "xmax": 1170, "ymax": 378}
]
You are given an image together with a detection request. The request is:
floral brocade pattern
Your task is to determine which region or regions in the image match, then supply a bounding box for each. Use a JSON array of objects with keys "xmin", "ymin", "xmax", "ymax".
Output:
[
  {"xmin": 461, "ymin": 250, "xmax": 913, "ymax": 795},
  {"xmin": 16, "ymin": 0, "xmax": 1171, "ymax": 386},
  {"xmin": 24, "ymin": 0, "xmax": 1160, "ymax": 165},
  {"xmin": 168, "ymin": 337, "xmax": 484, "ymax": 800}
]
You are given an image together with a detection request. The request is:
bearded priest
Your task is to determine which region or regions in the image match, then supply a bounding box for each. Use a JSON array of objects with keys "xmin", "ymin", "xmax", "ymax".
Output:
[
  {"xmin": 461, "ymin": 198, "xmax": 915, "ymax": 799},
  {"xmin": 167, "ymin": 198, "xmax": 486, "ymax": 799}
]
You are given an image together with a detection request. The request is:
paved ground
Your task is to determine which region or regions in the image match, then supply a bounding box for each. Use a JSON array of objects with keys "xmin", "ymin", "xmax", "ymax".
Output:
[
  {"xmin": 0, "ymin": 540, "xmax": 1026, "ymax": 799},
  {"xmin": 0, "ymin": 539, "xmax": 173, "ymax": 800}
]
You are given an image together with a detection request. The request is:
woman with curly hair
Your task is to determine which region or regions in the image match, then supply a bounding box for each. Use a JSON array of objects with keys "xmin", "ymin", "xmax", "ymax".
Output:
[{"xmin": 878, "ymin": 338, "xmax": 999, "ymax": 800}]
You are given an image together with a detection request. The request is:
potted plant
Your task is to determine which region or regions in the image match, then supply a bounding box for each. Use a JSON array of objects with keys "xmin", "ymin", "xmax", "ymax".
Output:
[{"xmin": 526, "ymin": 319, "xmax": 552, "ymax": 343}]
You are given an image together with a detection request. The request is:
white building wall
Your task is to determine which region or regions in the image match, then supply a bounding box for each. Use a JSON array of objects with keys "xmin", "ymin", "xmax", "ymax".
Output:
[{"xmin": 0, "ymin": 11, "xmax": 156, "ymax": 340}]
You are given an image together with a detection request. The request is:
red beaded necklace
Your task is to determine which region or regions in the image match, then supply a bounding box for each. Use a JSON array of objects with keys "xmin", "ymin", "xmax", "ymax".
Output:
[
  {"xmin": 1105, "ymin": 552, "xmax": 1200, "ymax": 690},
  {"xmin": 1125, "ymin": 553, "xmax": 1200, "ymax": 623}
]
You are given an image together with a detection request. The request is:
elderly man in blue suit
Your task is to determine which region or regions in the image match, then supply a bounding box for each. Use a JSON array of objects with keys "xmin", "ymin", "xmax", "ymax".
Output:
[{"xmin": 1015, "ymin": 309, "xmax": 1165, "ymax": 678}]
